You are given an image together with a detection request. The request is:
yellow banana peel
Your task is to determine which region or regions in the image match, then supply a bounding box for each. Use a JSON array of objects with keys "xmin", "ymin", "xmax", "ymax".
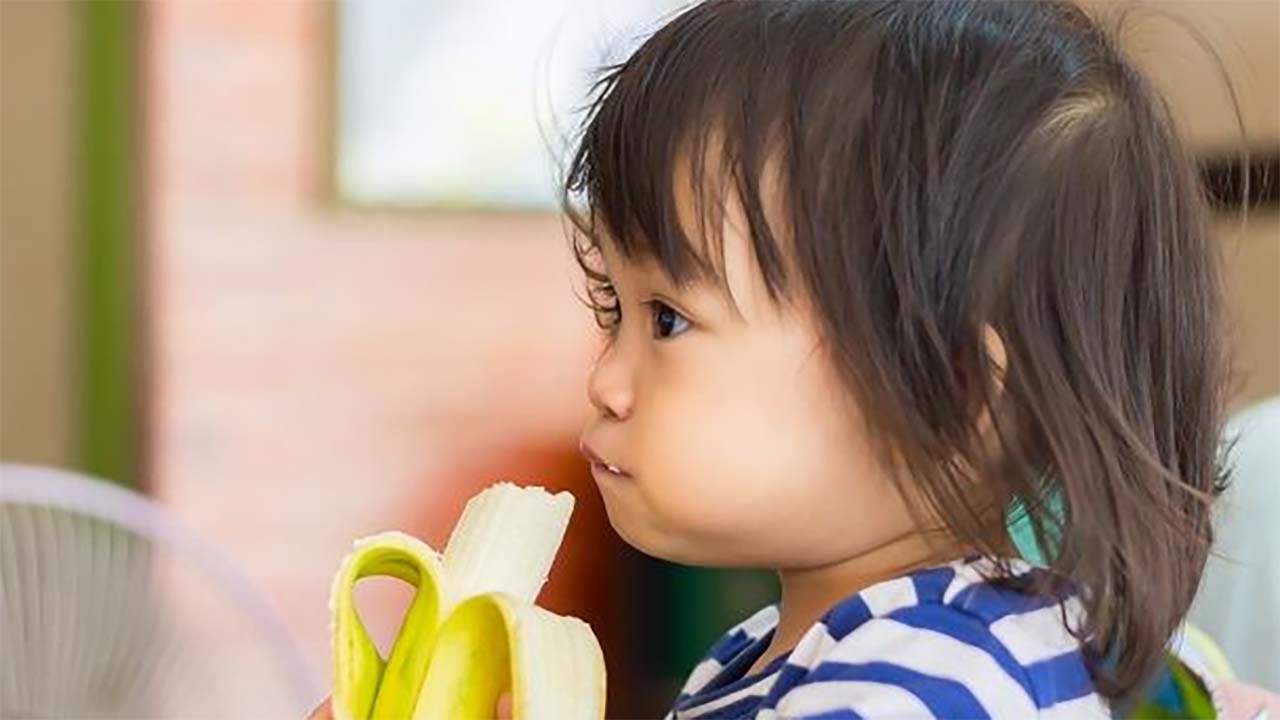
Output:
[{"xmin": 328, "ymin": 482, "xmax": 607, "ymax": 720}]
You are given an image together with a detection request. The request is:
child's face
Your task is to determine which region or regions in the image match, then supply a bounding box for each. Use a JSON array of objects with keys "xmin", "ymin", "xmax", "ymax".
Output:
[{"xmin": 578, "ymin": 182, "xmax": 921, "ymax": 571}]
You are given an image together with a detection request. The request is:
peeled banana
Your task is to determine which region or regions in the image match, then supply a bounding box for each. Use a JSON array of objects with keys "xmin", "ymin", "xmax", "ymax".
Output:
[{"xmin": 328, "ymin": 482, "xmax": 607, "ymax": 720}]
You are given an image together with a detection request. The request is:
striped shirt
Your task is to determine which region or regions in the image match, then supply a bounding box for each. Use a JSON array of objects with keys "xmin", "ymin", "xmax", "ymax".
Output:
[{"xmin": 664, "ymin": 557, "xmax": 1110, "ymax": 719}]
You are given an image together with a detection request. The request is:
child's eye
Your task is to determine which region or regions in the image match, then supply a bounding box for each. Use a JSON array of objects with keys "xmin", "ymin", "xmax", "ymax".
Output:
[
  {"xmin": 647, "ymin": 300, "xmax": 691, "ymax": 340},
  {"xmin": 584, "ymin": 279, "xmax": 689, "ymax": 341}
]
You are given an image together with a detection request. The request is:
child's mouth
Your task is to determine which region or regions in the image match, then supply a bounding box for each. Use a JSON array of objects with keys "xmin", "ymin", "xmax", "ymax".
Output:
[
  {"xmin": 590, "ymin": 461, "xmax": 631, "ymax": 480},
  {"xmin": 581, "ymin": 441, "xmax": 631, "ymax": 479}
]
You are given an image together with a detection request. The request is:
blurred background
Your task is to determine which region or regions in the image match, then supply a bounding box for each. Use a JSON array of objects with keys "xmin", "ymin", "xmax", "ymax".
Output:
[{"xmin": 0, "ymin": 0, "xmax": 1276, "ymax": 717}]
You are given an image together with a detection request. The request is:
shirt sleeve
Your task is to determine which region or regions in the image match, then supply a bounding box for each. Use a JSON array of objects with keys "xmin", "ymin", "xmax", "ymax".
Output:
[{"xmin": 766, "ymin": 609, "xmax": 1040, "ymax": 719}]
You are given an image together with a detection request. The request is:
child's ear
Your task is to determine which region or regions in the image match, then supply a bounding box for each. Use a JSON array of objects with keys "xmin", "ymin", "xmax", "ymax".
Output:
[
  {"xmin": 973, "ymin": 324, "xmax": 1008, "ymax": 440},
  {"xmin": 982, "ymin": 324, "xmax": 1008, "ymax": 394}
]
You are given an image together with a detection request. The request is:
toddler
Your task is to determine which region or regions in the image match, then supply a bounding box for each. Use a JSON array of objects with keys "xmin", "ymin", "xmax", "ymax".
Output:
[{"xmin": 567, "ymin": 1, "xmax": 1231, "ymax": 717}]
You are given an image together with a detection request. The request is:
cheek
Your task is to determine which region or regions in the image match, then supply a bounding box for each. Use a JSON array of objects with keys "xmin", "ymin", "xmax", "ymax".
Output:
[
  {"xmin": 626, "ymin": 391, "xmax": 749, "ymax": 530},
  {"xmin": 596, "ymin": 376, "xmax": 777, "ymax": 560},
  {"xmin": 628, "ymin": 371, "xmax": 822, "ymax": 534},
  {"xmin": 634, "ymin": 348, "xmax": 918, "ymax": 565}
]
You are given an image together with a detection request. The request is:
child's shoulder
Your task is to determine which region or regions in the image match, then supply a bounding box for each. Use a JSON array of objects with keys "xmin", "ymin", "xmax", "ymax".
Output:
[
  {"xmin": 673, "ymin": 603, "xmax": 781, "ymax": 701},
  {"xmin": 770, "ymin": 558, "xmax": 1110, "ymax": 719}
]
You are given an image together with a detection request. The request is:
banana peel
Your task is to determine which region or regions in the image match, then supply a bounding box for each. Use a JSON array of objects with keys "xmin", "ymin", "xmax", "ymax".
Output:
[{"xmin": 328, "ymin": 482, "xmax": 607, "ymax": 720}]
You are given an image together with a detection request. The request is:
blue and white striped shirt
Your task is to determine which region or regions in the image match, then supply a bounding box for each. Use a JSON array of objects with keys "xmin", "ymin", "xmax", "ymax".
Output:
[{"xmin": 664, "ymin": 557, "xmax": 1110, "ymax": 719}]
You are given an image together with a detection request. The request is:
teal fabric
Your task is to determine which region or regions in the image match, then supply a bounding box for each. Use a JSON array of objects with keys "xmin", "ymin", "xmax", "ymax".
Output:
[{"xmin": 1006, "ymin": 489, "xmax": 1063, "ymax": 566}]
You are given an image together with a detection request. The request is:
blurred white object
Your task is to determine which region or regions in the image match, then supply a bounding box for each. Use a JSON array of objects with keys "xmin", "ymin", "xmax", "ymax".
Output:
[
  {"xmin": 336, "ymin": 0, "xmax": 685, "ymax": 208},
  {"xmin": 0, "ymin": 463, "xmax": 318, "ymax": 718},
  {"xmin": 1190, "ymin": 396, "xmax": 1280, "ymax": 691}
]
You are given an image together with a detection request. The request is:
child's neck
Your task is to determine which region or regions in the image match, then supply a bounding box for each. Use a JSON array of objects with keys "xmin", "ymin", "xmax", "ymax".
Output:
[{"xmin": 747, "ymin": 531, "xmax": 973, "ymax": 678}]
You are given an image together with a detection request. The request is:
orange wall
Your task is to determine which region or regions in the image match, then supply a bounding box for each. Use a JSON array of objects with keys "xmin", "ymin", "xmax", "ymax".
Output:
[{"xmin": 144, "ymin": 0, "xmax": 643, "ymax": 708}]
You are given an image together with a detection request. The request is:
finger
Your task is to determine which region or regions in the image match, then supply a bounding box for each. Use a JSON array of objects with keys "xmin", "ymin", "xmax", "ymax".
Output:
[{"xmin": 306, "ymin": 696, "xmax": 333, "ymax": 720}]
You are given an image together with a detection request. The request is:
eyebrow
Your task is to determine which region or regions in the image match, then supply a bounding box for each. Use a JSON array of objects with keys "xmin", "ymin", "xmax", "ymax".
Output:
[{"xmin": 596, "ymin": 230, "xmax": 745, "ymax": 319}]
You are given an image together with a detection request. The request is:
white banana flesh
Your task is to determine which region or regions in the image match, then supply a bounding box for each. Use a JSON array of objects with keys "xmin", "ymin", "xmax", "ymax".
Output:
[{"xmin": 441, "ymin": 481, "xmax": 574, "ymax": 611}]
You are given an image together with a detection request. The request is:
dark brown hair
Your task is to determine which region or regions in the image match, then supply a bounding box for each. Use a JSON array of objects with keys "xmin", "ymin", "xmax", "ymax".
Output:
[{"xmin": 560, "ymin": 0, "xmax": 1233, "ymax": 703}]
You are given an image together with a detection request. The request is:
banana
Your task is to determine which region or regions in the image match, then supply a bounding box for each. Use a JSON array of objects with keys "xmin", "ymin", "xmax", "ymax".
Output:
[{"xmin": 328, "ymin": 482, "xmax": 607, "ymax": 720}]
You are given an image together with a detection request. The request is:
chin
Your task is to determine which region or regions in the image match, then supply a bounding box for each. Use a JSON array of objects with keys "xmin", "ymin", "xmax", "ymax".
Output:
[
  {"xmin": 605, "ymin": 508, "xmax": 681, "ymax": 562},
  {"xmin": 601, "ymin": 494, "xmax": 741, "ymax": 566},
  {"xmin": 618, "ymin": 524, "xmax": 729, "ymax": 567}
]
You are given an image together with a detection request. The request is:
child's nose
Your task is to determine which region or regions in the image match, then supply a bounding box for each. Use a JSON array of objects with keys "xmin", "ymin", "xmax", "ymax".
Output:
[{"xmin": 586, "ymin": 347, "xmax": 634, "ymax": 421}]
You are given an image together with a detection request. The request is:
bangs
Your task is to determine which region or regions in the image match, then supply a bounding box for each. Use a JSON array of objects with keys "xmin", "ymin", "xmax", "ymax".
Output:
[{"xmin": 560, "ymin": 2, "xmax": 864, "ymax": 310}]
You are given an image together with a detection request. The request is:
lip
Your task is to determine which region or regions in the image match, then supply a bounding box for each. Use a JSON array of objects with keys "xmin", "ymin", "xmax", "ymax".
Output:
[
  {"xmin": 590, "ymin": 463, "xmax": 631, "ymax": 483},
  {"xmin": 580, "ymin": 440, "xmax": 631, "ymax": 478}
]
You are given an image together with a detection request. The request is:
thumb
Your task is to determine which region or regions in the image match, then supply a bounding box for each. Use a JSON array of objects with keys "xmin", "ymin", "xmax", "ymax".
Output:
[{"xmin": 305, "ymin": 696, "xmax": 333, "ymax": 720}]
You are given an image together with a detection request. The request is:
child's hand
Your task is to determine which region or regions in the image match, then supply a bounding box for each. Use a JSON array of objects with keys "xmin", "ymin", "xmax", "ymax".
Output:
[
  {"xmin": 303, "ymin": 692, "xmax": 514, "ymax": 719},
  {"xmin": 304, "ymin": 696, "xmax": 332, "ymax": 720}
]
